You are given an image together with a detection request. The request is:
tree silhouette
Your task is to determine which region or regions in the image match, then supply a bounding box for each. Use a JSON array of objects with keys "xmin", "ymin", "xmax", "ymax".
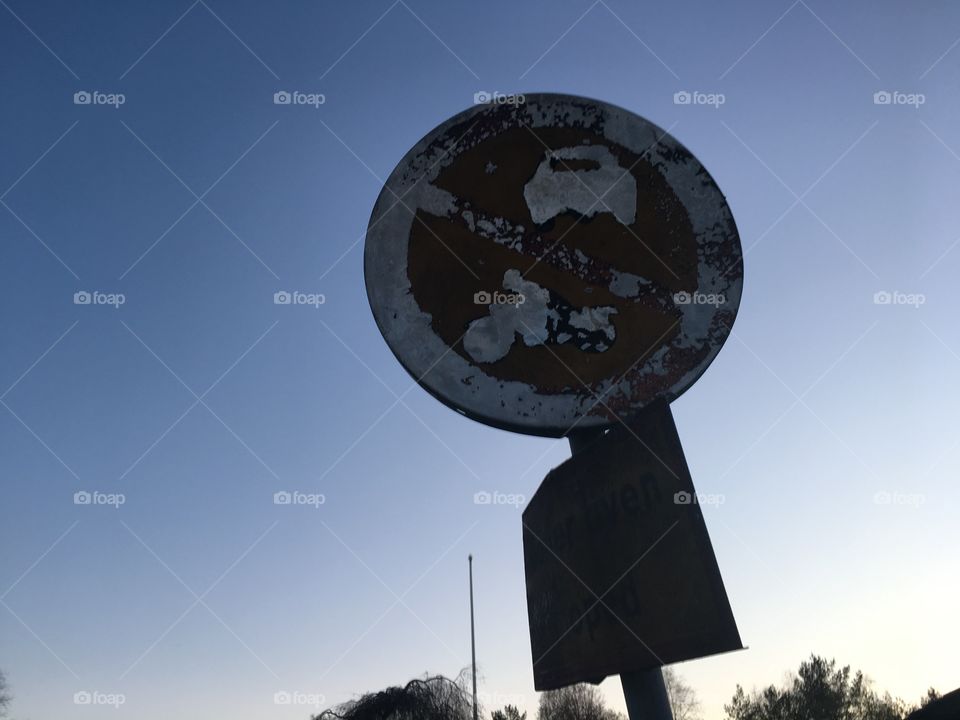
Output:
[
  {"xmin": 0, "ymin": 670, "xmax": 10, "ymax": 720},
  {"xmin": 492, "ymin": 704, "xmax": 527, "ymax": 720},
  {"xmin": 919, "ymin": 689, "xmax": 941, "ymax": 708},
  {"xmin": 312, "ymin": 675, "xmax": 473, "ymax": 720},
  {"xmin": 663, "ymin": 667, "xmax": 702, "ymax": 720},
  {"xmin": 537, "ymin": 683, "xmax": 624, "ymax": 720},
  {"xmin": 724, "ymin": 656, "xmax": 909, "ymax": 720}
]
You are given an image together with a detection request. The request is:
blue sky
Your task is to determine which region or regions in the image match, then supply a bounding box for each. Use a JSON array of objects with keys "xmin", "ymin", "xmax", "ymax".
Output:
[{"xmin": 1, "ymin": 1, "xmax": 959, "ymax": 718}]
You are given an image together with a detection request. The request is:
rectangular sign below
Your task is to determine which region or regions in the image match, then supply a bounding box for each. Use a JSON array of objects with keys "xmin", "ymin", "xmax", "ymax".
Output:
[{"xmin": 522, "ymin": 402, "xmax": 742, "ymax": 691}]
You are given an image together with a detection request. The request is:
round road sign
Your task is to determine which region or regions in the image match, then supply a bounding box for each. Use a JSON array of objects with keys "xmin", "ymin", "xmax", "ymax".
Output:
[{"xmin": 365, "ymin": 93, "xmax": 742, "ymax": 438}]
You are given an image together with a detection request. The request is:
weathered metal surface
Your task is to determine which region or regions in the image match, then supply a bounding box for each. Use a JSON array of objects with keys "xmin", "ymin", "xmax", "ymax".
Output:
[
  {"xmin": 522, "ymin": 402, "xmax": 742, "ymax": 690},
  {"xmin": 365, "ymin": 94, "xmax": 742, "ymax": 437}
]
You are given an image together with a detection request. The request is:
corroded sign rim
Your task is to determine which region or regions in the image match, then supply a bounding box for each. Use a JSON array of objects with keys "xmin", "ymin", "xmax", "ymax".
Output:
[{"xmin": 364, "ymin": 93, "xmax": 743, "ymax": 438}]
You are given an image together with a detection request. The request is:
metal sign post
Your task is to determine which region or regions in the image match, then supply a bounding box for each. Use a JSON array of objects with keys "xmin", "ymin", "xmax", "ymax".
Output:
[
  {"xmin": 621, "ymin": 668, "xmax": 672, "ymax": 720},
  {"xmin": 569, "ymin": 427, "xmax": 672, "ymax": 720},
  {"xmin": 364, "ymin": 93, "xmax": 745, "ymax": 715}
]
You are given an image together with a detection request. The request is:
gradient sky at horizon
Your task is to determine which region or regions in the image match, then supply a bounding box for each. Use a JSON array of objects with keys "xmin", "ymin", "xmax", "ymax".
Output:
[{"xmin": 1, "ymin": 1, "xmax": 959, "ymax": 719}]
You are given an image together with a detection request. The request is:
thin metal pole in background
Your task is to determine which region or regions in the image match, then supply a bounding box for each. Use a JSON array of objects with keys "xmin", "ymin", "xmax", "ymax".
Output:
[
  {"xmin": 567, "ymin": 429, "xmax": 674, "ymax": 720},
  {"xmin": 469, "ymin": 554, "xmax": 478, "ymax": 720}
]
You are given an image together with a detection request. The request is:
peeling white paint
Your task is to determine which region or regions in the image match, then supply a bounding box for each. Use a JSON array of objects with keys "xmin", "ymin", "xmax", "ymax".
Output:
[
  {"xmin": 568, "ymin": 306, "xmax": 617, "ymax": 340},
  {"xmin": 523, "ymin": 145, "xmax": 637, "ymax": 226},
  {"xmin": 464, "ymin": 270, "xmax": 555, "ymax": 363},
  {"xmin": 463, "ymin": 270, "xmax": 619, "ymax": 364},
  {"xmin": 609, "ymin": 270, "xmax": 650, "ymax": 298}
]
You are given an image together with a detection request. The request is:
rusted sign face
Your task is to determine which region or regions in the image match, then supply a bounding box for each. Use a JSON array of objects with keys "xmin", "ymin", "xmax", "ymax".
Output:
[
  {"xmin": 522, "ymin": 403, "xmax": 742, "ymax": 690},
  {"xmin": 365, "ymin": 94, "xmax": 742, "ymax": 437}
]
